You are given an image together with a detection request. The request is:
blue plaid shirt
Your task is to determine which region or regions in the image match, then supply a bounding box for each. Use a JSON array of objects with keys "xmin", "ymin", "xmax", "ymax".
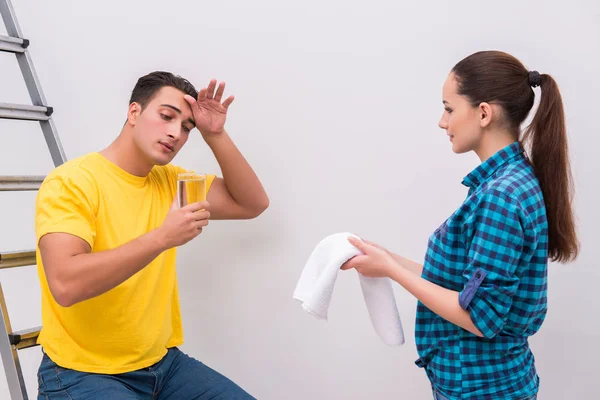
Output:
[{"xmin": 415, "ymin": 142, "xmax": 548, "ymax": 399}]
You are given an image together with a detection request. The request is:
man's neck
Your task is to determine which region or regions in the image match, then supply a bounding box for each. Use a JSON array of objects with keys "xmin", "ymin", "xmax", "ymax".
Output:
[{"xmin": 99, "ymin": 131, "xmax": 153, "ymax": 177}]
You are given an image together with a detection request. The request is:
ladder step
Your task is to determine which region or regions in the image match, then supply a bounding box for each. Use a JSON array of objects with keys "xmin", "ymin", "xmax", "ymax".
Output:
[
  {"xmin": 0, "ymin": 34, "xmax": 27, "ymax": 53},
  {"xmin": 0, "ymin": 102, "xmax": 53, "ymax": 121},
  {"xmin": 0, "ymin": 176, "xmax": 45, "ymax": 191},
  {"xmin": 0, "ymin": 250, "xmax": 35, "ymax": 269},
  {"xmin": 8, "ymin": 327, "xmax": 40, "ymax": 350}
]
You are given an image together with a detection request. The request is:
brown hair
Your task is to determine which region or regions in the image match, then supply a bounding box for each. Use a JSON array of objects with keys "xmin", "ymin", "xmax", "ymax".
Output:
[
  {"xmin": 452, "ymin": 50, "xmax": 578, "ymax": 263},
  {"xmin": 129, "ymin": 71, "xmax": 197, "ymax": 110}
]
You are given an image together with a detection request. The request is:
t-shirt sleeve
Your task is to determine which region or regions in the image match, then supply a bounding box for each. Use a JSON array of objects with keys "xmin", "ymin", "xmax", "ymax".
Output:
[{"xmin": 35, "ymin": 175, "xmax": 97, "ymax": 248}]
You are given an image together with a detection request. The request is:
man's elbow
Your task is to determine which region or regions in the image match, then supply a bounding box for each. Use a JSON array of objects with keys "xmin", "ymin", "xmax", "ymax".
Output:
[
  {"xmin": 51, "ymin": 287, "xmax": 75, "ymax": 308},
  {"xmin": 257, "ymin": 195, "xmax": 270, "ymax": 215},
  {"xmin": 48, "ymin": 278, "xmax": 78, "ymax": 308},
  {"xmin": 248, "ymin": 195, "xmax": 270, "ymax": 218}
]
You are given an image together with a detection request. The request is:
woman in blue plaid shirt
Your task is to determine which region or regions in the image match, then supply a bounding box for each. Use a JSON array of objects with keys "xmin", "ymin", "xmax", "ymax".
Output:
[{"xmin": 342, "ymin": 51, "xmax": 579, "ymax": 399}]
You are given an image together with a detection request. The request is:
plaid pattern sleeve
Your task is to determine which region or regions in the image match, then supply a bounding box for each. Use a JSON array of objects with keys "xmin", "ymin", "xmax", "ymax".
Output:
[{"xmin": 459, "ymin": 191, "xmax": 524, "ymax": 339}]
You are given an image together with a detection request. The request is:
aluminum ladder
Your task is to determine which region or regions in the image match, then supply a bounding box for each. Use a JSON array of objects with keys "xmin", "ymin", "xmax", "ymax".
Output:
[{"xmin": 0, "ymin": 0, "xmax": 66, "ymax": 398}]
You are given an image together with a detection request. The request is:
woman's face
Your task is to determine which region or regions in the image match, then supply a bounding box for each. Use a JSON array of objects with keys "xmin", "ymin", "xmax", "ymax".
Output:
[{"xmin": 438, "ymin": 73, "xmax": 483, "ymax": 154}]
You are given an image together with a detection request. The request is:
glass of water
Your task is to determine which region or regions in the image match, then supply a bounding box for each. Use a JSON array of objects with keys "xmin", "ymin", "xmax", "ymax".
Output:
[{"xmin": 177, "ymin": 173, "xmax": 207, "ymax": 208}]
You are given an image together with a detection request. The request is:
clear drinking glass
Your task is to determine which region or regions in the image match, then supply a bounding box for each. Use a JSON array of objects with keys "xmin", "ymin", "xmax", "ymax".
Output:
[{"xmin": 177, "ymin": 173, "xmax": 207, "ymax": 208}]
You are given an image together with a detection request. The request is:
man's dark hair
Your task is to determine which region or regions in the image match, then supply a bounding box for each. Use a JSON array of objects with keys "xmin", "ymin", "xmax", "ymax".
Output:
[{"xmin": 129, "ymin": 71, "xmax": 198, "ymax": 110}]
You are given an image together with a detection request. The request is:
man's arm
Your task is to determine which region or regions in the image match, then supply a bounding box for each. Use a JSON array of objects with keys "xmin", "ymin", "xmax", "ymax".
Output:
[
  {"xmin": 184, "ymin": 79, "xmax": 269, "ymax": 220},
  {"xmin": 40, "ymin": 201, "xmax": 210, "ymax": 307},
  {"xmin": 206, "ymin": 131, "xmax": 269, "ymax": 220}
]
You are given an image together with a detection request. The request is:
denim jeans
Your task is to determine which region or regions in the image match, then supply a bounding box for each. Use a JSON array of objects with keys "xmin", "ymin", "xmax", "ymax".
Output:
[
  {"xmin": 433, "ymin": 388, "xmax": 537, "ymax": 400},
  {"xmin": 37, "ymin": 347, "xmax": 255, "ymax": 400}
]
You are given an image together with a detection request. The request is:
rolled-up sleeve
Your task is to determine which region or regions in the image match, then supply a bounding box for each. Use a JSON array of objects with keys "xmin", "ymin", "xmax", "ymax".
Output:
[{"xmin": 459, "ymin": 192, "xmax": 524, "ymax": 338}]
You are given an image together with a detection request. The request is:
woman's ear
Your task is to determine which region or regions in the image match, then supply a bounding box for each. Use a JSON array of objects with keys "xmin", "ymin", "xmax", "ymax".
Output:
[{"xmin": 478, "ymin": 102, "xmax": 493, "ymax": 128}]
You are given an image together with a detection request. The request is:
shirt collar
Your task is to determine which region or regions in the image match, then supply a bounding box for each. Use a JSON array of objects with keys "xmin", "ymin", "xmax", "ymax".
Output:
[{"xmin": 462, "ymin": 142, "xmax": 525, "ymax": 189}]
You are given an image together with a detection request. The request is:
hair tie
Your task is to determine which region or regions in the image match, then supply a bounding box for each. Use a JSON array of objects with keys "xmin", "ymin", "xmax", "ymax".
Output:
[{"xmin": 528, "ymin": 70, "xmax": 541, "ymax": 88}]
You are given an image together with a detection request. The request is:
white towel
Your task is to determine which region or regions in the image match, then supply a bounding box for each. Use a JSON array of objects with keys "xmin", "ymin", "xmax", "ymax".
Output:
[{"xmin": 293, "ymin": 232, "xmax": 405, "ymax": 346}]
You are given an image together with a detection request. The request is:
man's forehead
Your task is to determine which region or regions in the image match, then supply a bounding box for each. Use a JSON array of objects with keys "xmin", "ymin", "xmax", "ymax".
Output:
[
  {"xmin": 153, "ymin": 87, "xmax": 187, "ymax": 104},
  {"xmin": 152, "ymin": 88, "xmax": 193, "ymax": 114}
]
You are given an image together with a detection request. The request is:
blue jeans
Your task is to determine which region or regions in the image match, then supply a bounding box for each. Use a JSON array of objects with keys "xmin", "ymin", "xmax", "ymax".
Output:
[
  {"xmin": 37, "ymin": 347, "xmax": 255, "ymax": 399},
  {"xmin": 433, "ymin": 388, "xmax": 537, "ymax": 400}
]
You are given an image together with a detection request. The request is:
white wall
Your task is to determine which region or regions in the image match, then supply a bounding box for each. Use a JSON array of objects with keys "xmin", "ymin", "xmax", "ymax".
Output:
[{"xmin": 0, "ymin": 0, "xmax": 598, "ymax": 398}]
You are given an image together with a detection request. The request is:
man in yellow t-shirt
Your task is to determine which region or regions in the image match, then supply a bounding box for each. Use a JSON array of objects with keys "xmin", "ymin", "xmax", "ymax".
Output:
[{"xmin": 35, "ymin": 71, "xmax": 269, "ymax": 399}]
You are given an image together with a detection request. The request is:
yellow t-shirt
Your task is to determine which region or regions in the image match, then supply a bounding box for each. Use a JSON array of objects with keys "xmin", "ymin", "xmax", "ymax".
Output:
[{"xmin": 35, "ymin": 152, "xmax": 215, "ymax": 374}]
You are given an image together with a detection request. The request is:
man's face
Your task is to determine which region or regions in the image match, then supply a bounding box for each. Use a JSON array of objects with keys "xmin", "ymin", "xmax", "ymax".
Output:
[{"xmin": 129, "ymin": 86, "xmax": 196, "ymax": 166}]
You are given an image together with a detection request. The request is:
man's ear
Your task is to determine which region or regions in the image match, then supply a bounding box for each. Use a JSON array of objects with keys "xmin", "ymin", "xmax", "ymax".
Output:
[
  {"xmin": 127, "ymin": 102, "xmax": 142, "ymax": 126},
  {"xmin": 478, "ymin": 102, "xmax": 494, "ymax": 128}
]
